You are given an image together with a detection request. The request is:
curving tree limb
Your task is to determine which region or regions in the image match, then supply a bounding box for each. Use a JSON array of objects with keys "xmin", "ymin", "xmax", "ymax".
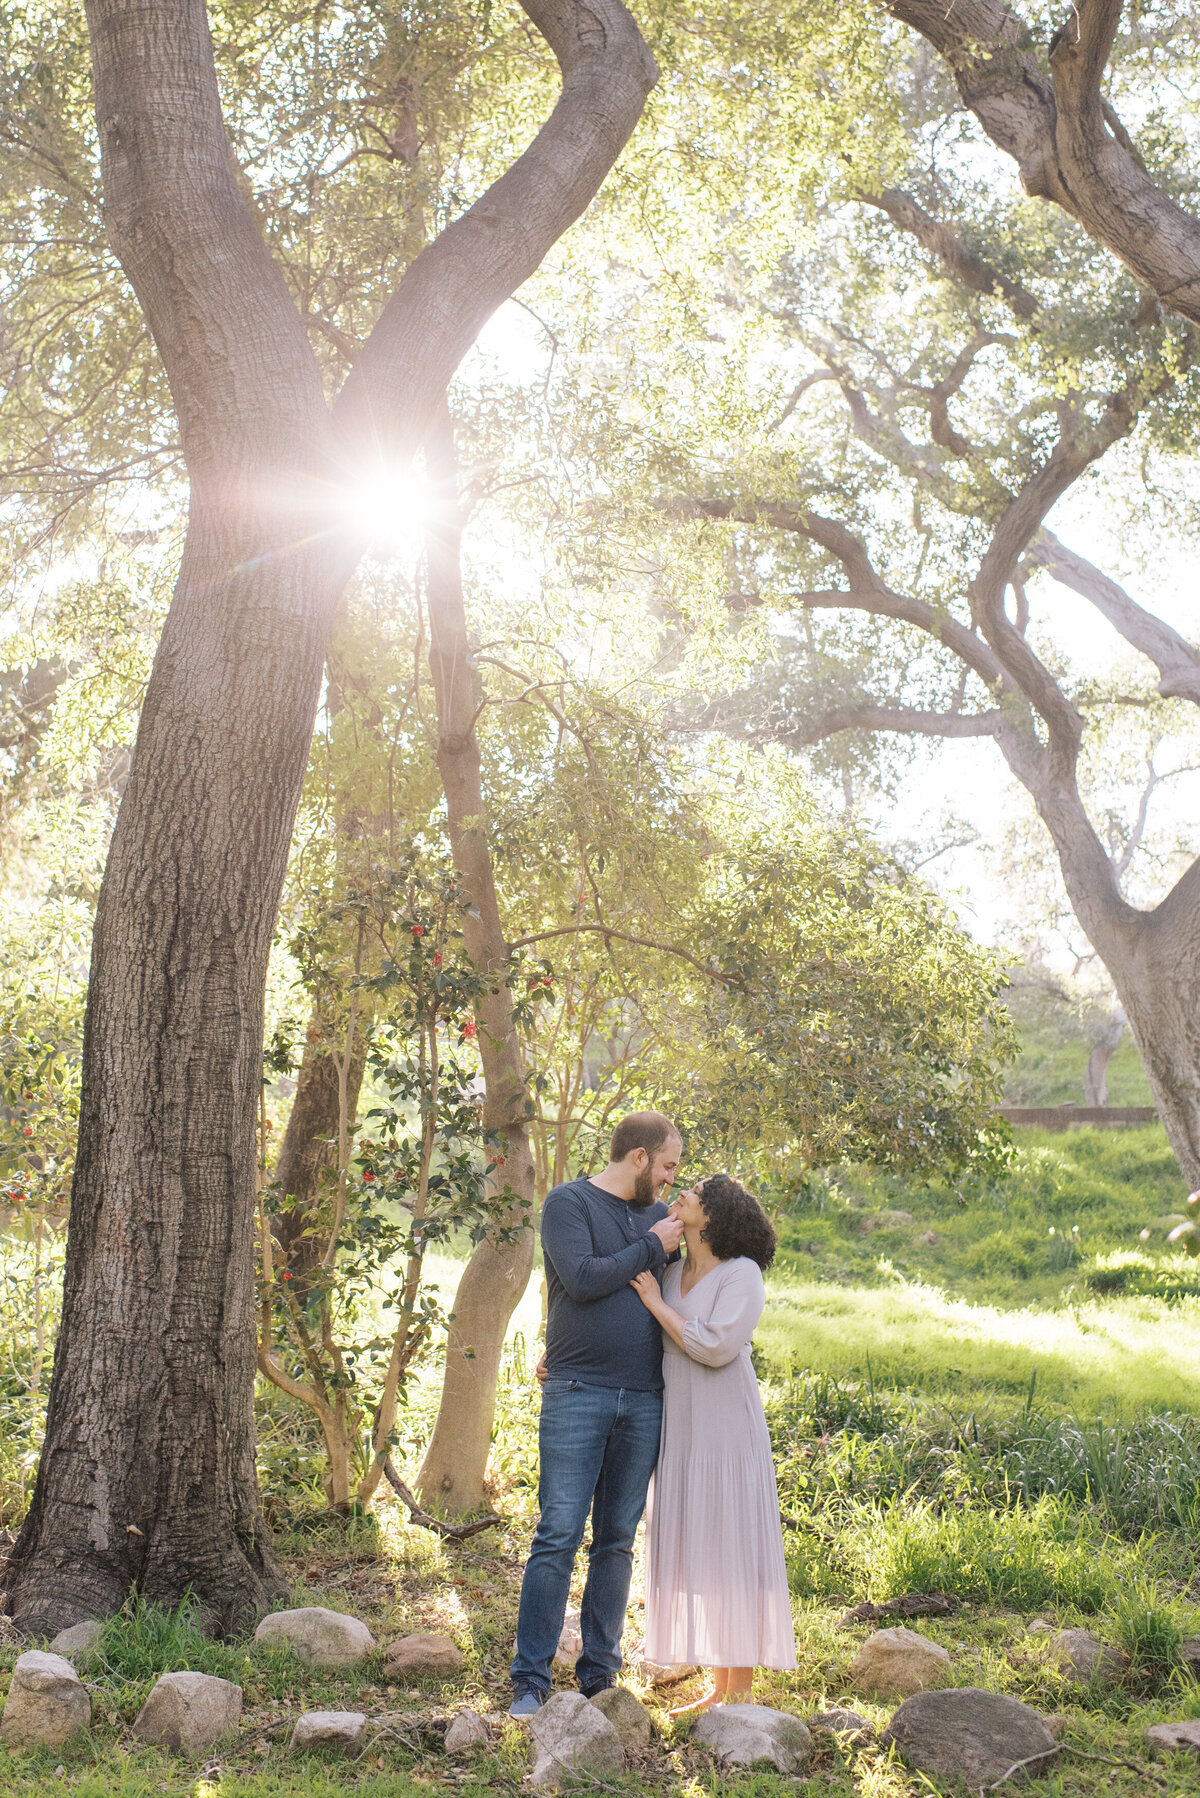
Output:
[
  {"xmin": 9, "ymin": 0, "xmax": 657, "ymax": 1637},
  {"xmin": 882, "ymin": 0, "xmax": 1200, "ymax": 325}
]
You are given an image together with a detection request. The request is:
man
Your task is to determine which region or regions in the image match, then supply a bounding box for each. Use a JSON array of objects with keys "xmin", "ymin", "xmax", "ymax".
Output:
[{"xmin": 508, "ymin": 1110, "xmax": 684, "ymax": 1716}]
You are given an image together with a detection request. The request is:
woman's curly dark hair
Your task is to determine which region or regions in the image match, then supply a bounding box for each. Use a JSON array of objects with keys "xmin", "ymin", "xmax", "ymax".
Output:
[{"xmin": 697, "ymin": 1174, "xmax": 777, "ymax": 1270}]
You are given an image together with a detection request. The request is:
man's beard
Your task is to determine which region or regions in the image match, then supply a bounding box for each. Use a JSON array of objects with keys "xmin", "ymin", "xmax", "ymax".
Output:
[{"xmin": 630, "ymin": 1166, "xmax": 657, "ymax": 1208}]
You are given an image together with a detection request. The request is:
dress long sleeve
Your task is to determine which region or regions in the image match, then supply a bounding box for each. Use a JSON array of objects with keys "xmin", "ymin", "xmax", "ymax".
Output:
[{"xmin": 680, "ymin": 1260, "xmax": 765, "ymax": 1366}]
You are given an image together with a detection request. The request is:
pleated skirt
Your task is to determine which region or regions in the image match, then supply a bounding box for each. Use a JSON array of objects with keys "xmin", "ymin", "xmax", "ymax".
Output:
[{"xmin": 643, "ymin": 1350, "xmax": 797, "ymax": 1669}]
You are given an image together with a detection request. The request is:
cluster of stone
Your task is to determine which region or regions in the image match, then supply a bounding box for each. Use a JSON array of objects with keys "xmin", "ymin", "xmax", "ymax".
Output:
[
  {"xmin": 9, "ymin": 1605, "xmax": 1200, "ymax": 1783},
  {"xmin": 0, "ymin": 1606, "xmax": 473, "ymax": 1761}
]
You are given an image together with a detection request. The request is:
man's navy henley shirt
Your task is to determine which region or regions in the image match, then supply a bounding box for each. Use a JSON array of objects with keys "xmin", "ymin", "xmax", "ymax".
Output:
[{"xmin": 541, "ymin": 1177, "xmax": 671, "ymax": 1391}]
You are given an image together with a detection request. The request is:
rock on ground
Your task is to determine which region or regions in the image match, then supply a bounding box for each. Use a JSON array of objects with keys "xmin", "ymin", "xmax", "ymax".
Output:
[
  {"xmin": 48, "ymin": 1620, "xmax": 103, "ymax": 1662},
  {"xmin": 590, "ymin": 1686, "xmax": 652, "ymax": 1752},
  {"xmin": 849, "ymin": 1627, "xmax": 952, "ymax": 1698},
  {"xmin": 0, "ymin": 1651, "xmax": 92, "ymax": 1748},
  {"xmin": 883, "ymin": 1687, "xmax": 1058, "ymax": 1786},
  {"xmin": 383, "ymin": 1633, "xmax": 466, "ymax": 1678},
  {"xmin": 254, "ymin": 1607, "xmax": 375, "ymax": 1667},
  {"xmin": 627, "ymin": 1643, "xmax": 695, "ymax": 1684},
  {"xmin": 691, "ymin": 1704, "xmax": 812, "ymax": 1772},
  {"xmin": 528, "ymin": 1691, "xmax": 624, "ymax": 1789},
  {"xmin": 555, "ymin": 1608, "xmax": 582, "ymax": 1666},
  {"xmin": 1179, "ymin": 1637, "xmax": 1200, "ymax": 1678},
  {"xmin": 291, "ymin": 1710, "xmax": 368, "ymax": 1755},
  {"xmin": 1050, "ymin": 1627, "xmax": 1128, "ymax": 1684},
  {"xmin": 1147, "ymin": 1719, "xmax": 1200, "ymax": 1757},
  {"xmin": 808, "ymin": 1707, "xmax": 873, "ymax": 1744},
  {"xmin": 131, "ymin": 1671, "xmax": 243, "ymax": 1757},
  {"xmin": 444, "ymin": 1709, "xmax": 491, "ymax": 1755}
]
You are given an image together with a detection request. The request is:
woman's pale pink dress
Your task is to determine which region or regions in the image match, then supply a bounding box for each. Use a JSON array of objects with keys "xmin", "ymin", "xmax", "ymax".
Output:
[{"xmin": 643, "ymin": 1255, "xmax": 796, "ymax": 1668}]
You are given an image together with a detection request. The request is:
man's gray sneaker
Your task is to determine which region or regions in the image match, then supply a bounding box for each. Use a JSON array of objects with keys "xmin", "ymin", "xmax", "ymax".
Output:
[{"xmin": 508, "ymin": 1690, "xmax": 545, "ymax": 1719}]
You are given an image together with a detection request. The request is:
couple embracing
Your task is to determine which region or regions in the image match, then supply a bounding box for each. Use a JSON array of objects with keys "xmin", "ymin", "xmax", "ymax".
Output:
[{"xmin": 509, "ymin": 1110, "xmax": 795, "ymax": 1717}]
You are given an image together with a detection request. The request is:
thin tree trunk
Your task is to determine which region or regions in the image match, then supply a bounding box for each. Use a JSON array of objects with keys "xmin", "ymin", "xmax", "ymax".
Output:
[
  {"xmin": 1083, "ymin": 1008, "xmax": 1125, "ymax": 1108},
  {"xmin": 416, "ymin": 402, "xmax": 538, "ymax": 1515},
  {"xmin": 272, "ymin": 1033, "xmax": 369, "ymax": 1282}
]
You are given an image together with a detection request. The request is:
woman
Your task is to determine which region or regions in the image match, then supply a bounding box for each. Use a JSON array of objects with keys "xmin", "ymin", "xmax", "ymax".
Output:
[{"xmin": 631, "ymin": 1174, "xmax": 795, "ymax": 1713}]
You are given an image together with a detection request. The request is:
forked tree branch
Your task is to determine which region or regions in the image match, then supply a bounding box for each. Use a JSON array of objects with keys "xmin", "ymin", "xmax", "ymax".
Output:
[
  {"xmin": 334, "ymin": 0, "xmax": 658, "ymax": 453},
  {"xmin": 969, "ymin": 420, "xmax": 1127, "ymax": 760},
  {"xmin": 1027, "ymin": 529, "xmax": 1200, "ymax": 705},
  {"xmin": 86, "ymin": 0, "xmax": 657, "ymax": 483},
  {"xmin": 687, "ymin": 499, "xmax": 1011, "ymax": 692},
  {"xmin": 797, "ymin": 330, "xmax": 1010, "ymax": 513},
  {"xmin": 84, "ymin": 0, "xmax": 324, "ymax": 473},
  {"xmin": 882, "ymin": 0, "xmax": 1200, "ymax": 326},
  {"xmin": 929, "ymin": 332, "xmax": 1004, "ymax": 457}
]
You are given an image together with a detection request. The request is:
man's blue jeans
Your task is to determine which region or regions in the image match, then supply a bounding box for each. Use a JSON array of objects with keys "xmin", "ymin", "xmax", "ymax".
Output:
[{"xmin": 511, "ymin": 1380, "xmax": 662, "ymax": 1697}]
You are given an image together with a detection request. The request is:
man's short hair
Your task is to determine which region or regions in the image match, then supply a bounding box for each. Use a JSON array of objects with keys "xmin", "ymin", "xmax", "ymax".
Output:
[{"xmin": 609, "ymin": 1110, "xmax": 679, "ymax": 1164}]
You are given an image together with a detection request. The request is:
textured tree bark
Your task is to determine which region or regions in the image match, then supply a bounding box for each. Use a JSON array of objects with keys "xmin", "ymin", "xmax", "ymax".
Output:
[
  {"xmin": 416, "ymin": 404, "xmax": 538, "ymax": 1515},
  {"xmin": 1043, "ymin": 841, "xmax": 1200, "ymax": 1187},
  {"xmin": 271, "ymin": 1033, "xmax": 369, "ymax": 1284},
  {"xmin": 6, "ymin": 0, "xmax": 654, "ymax": 1632},
  {"xmin": 6, "ymin": 514, "xmax": 340, "ymax": 1636},
  {"xmin": 1116, "ymin": 911, "xmax": 1200, "ymax": 1186},
  {"xmin": 883, "ymin": 0, "xmax": 1200, "ymax": 326}
]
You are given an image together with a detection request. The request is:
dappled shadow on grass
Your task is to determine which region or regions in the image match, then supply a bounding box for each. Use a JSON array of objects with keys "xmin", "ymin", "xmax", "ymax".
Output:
[
  {"xmin": 759, "ymin": 1276, "xmax": 1200, "ymax": 1416},
  {"xmin": 762, "ymin": 1126, "xmax": 1199, "ymax": 1419}
]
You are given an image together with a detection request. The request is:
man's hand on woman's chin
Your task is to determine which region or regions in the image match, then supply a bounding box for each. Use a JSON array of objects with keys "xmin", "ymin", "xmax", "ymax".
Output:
[{"xmin": 649, "ymin": 1214, "xmax": 684, "ymax": 1253}]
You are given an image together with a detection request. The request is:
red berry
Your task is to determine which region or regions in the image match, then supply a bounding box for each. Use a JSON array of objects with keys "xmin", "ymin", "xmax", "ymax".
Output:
[
  {"xmin": 462, "ymin": 1021, "xmax": 477, "ymax": 1039},
  {"xmin": 411, "ymin": 925, "xmax": 424, "ymax": 937},
  {"xmin": 433, "ymin": 953, "xmax": 442, "ymax": 966},
  {"xmin": 21, "ymin": 1126, "xmax": 33, "ymax": 1138},
  {"xmin": 362, "ymin": 1170, "xmax": 375, "ymax": 1183},
  {"xmin": 281, "ymin": 1270, "xmax": 293, "ymax": 1281}
]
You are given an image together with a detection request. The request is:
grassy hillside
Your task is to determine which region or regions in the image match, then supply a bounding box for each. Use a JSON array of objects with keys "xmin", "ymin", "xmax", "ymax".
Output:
[
  {"xmin": 4, "ymin": 1125, "xmax": 1200, "ymax": 1798},
  {"xmin": 760, "ymin": 1124, "xmax": 1199, "ymax": 1417},
  {"xmin": 1002, "ymin": 1020, "xmax": 1154, "ymax": 1106}
]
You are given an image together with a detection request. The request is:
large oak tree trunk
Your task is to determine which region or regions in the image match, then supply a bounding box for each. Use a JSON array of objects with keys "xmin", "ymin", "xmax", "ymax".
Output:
[
  {"xmin": 5, "ymin": 0, "xmax": 654, "ymax": 1630},
  {"xmin": 1038, "ymin": 788, "xmax": 1200, "ymax": 1186},
  {"xmin": 1100, "ymin": 894, "xmax": 1200, "ymax": 1188},
  {"xmin": 7, "ymin": 510, "xmax": 339, "ymax": 1635},
  {"xmin": 417, "ymin": 405, "xmax": 538, "ymax": 1515}
]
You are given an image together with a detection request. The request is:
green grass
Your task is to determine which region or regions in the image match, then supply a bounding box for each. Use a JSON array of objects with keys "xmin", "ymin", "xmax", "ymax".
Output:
[
  {"xmin": 786, "ymin": 1492, "xmax": 1161, "ymax": 1611},
  {"xmin": 1002, "ymin": 1013, "xmax": 1153, "ymax": 1107},
  {"xmin": 759, "ymin": 1278, "xmax": 1200, "ymax": 1415},
  {"xmin": 5, "ymin": 1122, "xmax": 1200, "ymax": 1797},
  {"xmin": 759, "ymin": 1125, "xmax": 1198, "ymax": 1416}
]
